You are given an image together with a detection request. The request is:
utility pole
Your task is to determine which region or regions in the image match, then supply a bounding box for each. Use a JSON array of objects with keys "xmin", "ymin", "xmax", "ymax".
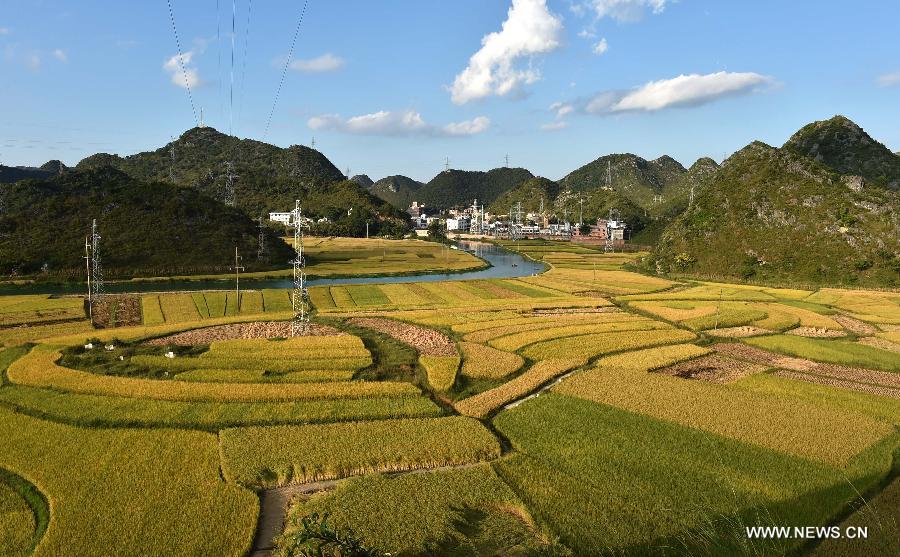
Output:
[
  {"xmin": 233, "ymin": 246, "xmax": 244, "ymax": 309},
  {"xmin": 366, "ymin": 221, "xmax": 369, "ymax": 239}
]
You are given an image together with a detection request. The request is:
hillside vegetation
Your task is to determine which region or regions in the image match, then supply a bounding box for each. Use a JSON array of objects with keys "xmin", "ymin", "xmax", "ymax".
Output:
[
  {"xmin": 0, "ymin": 167, "xmax": 294, "ymax": 279},
  {"xmin": 369, "ymin": 175, "xmax": 425, "ymax": 209},
  {"xmin": 417, "ymin": 167, "xmax": 533, "ymax": 209},
  {"xmin": 75, "ymin": 127, "xmax": 402, "ymax": 226},
  {"xmin": 653, "ymin": 139, "xmax": 900, "ymax": 286}
]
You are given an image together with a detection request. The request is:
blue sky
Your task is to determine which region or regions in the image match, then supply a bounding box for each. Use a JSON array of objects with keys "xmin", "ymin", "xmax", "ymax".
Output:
[{"xmin": 2, "ymin": 0, "xmax": 899, "ymax": 182}]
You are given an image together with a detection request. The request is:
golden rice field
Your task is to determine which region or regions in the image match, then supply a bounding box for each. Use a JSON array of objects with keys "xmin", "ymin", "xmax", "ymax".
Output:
[{"xmin": 0, "ymin": 239, "xmax": 898, "ymax": 556}]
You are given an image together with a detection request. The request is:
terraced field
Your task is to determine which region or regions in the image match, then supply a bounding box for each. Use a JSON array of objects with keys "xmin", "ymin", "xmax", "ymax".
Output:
[{"xmin": 0, "ymin": 239, "xmax": 897, "ymax": 556}]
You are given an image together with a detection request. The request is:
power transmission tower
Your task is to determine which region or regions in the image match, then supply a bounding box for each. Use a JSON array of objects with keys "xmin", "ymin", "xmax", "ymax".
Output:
[
  {"xmin": 578, "ymin": 197, "xmax": 584, "ymax": 226},
  {"xmin": 444, "ymin": 157, "xmax": 450, "ymax": 172},
  {"xmin": 223, "ymin": 161, "xmax": 238, "ymax": 206},
  {"xmin": 504, "ymin": 154, "xmax": 510, "ymax": 168},
  {"xmin": 83, "ymin": 236, "xmax": 93, "ymax": 324},
  {"xmin": 310, "ymin": 136, "xmax": 316, "ymax": 149},
  {"xmin": 689, "ymin": 185, "xmax": 695, "ymax": 207},
  {"xmin": 232, "ymin": 246, "xmax": 244, "ymax": 307},
  {"xmin": 257, "ymin": 216, "xmax": 267, "ymax": 261},
  {"xmin": 89, "ymin": 219, "xmax": 104, "ymax": 303},
  {"xmin": 345, "ymin": 167, "xmax": 351, "ymax": 178},
  {"xmin": 290, "ymin": 200, "xmax": 312, "ymax": 337},
  {"xmin": 539, "ymin": 196, "xmax": 544, "ymax": 215},
  {"xmin": 169, "ymin": 137, "xmax": 177, "ymax": 183},
  {"xmin": 607, "ymin": 160, "xmax": 612, "ymax": 189}
]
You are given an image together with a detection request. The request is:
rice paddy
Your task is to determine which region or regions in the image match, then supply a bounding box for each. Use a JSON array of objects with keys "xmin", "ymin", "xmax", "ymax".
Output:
[{"xmin": 0, "ymin": 239, "xmax": 897, "ymax": 556}]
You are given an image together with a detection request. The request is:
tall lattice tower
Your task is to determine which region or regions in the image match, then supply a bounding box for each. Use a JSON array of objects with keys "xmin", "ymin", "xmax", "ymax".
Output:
[
  {"xmin": 223, "ymin": 161, "xmax": 238, "ymax": 206},
  {"xmin": 89, "ymin": 219, "xmax": 104, "ymax": 302},
  {"xmin": 290, "ymin": 200, "xmax": 312, "ymax": 336},
  {"xmin": 256, "ymin": 216, "xmax": 267, "ymax": 261}
]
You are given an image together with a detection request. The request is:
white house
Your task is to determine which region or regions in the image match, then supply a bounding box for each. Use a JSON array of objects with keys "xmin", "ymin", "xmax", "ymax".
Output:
[{"xmin": 268, "ymin": 212, "xmax": 293, "ymax": 225}]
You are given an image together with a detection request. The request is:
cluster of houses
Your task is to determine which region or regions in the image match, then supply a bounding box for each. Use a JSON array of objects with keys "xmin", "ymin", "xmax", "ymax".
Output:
[{"xmin": 268, "ymin": 199, "xmax": 628, "ymax": 245}]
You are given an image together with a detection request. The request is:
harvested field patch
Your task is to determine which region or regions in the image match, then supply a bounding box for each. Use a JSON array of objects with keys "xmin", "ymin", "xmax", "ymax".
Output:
[
  {"xmin": 145, "ymin": 321, "xmax": 341, "ymax": 345},
  {"xmin": 715, "ymin": 343, "xmax": 900, "ymax": 389},
  {"xmin": 348, "ymin": 317, "xmax": 456, "ymax": 356},
  {"xmin": 774, "ymin": 371, "xmax": 900, "ymax": 399},
  {"xmin": 786, "ymin": 327, "xmax": 846, "ymax": 338},
  {"xmin": 745, "ymin": 335, "xmax": 900, "ymax": 371},
  {"xmin": 489, "ymin": 320, "xmax": 667, "ymax": 352},
  {"xmin": 705, "ymin": 326, "xmax": 770, "ymax": 338},
  {"xmin": 833, "ymin": 314, "xmax": 878, "ymax": 334},
  {"xmin": 654, "ymin": 354, "xmax": 769, "ymax": 383},
  {"xmin": 858, "ymin": 337, "xmax": 900, "ymax": 354}
]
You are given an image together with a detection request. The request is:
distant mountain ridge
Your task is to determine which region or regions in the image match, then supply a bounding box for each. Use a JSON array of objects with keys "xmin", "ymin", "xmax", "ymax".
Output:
[
  {"xmin": 417, "ymin": 167, "xmax": 534, "ymax": 209},
  {"xmin": 652, "ymin": 119, "xmax": 900, "ymax": 286},
  {"xmin": 0, "ymin": 160, "xmax": 69, "ymax": 184}
]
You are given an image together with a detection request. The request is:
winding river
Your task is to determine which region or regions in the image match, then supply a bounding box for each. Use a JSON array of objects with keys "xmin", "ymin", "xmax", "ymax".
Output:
[{"xmin": 0, "ymin": 241, "xmax": 545, "ymax": 295}]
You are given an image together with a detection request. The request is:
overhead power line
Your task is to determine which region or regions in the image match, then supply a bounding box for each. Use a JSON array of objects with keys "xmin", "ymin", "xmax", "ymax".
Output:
[
  {"xmin": 263, "ymin": 0, "xmax": 311, "ymax": 140},
  {"xmin": 237, "ymin": 0, "xmax": 253, "ymax": 135},
  {"xmin": 165, "ymin": 0, "xmax": 199, "ymax": 125}
]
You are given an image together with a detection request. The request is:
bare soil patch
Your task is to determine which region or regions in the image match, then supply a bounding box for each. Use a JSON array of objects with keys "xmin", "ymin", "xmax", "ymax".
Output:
[
  {"xmin": 655, "ymin": 354, "xmax": 768, "ymax": 383},
  {"xmin": 146, "ymin": 321, "xmax": 342, "ymax": 346},
  {"xmin": 833, "ymin": 314, "xmax": 878, "ymax": 335},
  {"xmin": 775, "ymin": 370, "xmax": 900, "ymax": 399},
  {"xmin": 786, "ymin": 327, "xmax": 846, "ymax": 338},
  {"xmin": 714, "ymin": 342, "xmax": 900, "ymax": 389},
  {"xmin": 348, "ymin": 317, "xmax": 456, "ymax": 356},
  {"xmin": 91, "ymin": 295, "xmax": 142, "ymax": 328},
  {"xmin": 705, "ymin": 326, "xmax": 770, "ymax": 338}
]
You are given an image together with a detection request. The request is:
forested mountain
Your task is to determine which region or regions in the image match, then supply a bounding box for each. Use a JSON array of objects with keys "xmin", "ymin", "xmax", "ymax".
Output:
[
  {"xmin": 0, "ymin": 160, "xmax": 69, "ymax": 184},
  {"xmin": 75, "ymin": 127, "xmax": 400, "ymax": 221},
  {"xmin": 783, "ymin": 115, "xmax": 900, "ymax": 189},
  {"xmin": 559, "ymin": 154, "xmax": 689, "ymax": 211},
  {"xmin": 417, "ymin": 167, "xmax": 533, "ymax": 209},
  {"xmin": 652, "ymin": 133, "xmax": 900, "ymax": 286},
  {"xmin": 0, "ymin": 167, "xmax": 295, "ymax": 279},
  {"xmin": 369, "ymin": 175, "xmax": 425, "ymax": 209}
]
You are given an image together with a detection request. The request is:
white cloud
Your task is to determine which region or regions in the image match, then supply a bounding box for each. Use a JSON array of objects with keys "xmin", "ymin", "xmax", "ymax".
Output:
[
  {"xmin": 308, "ymin": 109, "xmax": 490, "ymax": 138},
  {"xmin": 877, "ymin": 70, "xmax": 900, "ymax": 87},
  {"xmin": 0, "ymin": 27, "xmax": 9, "ymax": 35},
  {"xmin": 163, "ymin": 50, "xmax": 201, "ymax": 89},
  {"xmin": 593, "ymin": 37, "xmax": 609, "ymax": 55},
  {"xmin": 582, "ymin": 0, "xmax": 668, "ymax": 23},
  {"xmin": 541, "ymin": 121, "xmax": 568, "ymax": 131},
  {"xmin": 553, "ymin": 71, "xmax": 773, "ymax": 117},
  {"xmin": 450, "ymin": 0, "xmax": 563, "ymax": 104},
  {"xmin": 610, "ymin": 72, "xmax": 772, "ymax": 112},
  {"xmin": 53, "ymin": 48, "xmax": 67, "ymax": 62},
  {"xmin": 289, "ymin": 53, "xmax": 345, "ymax": 73},
  {"xmin": 577, "ymin": 29, "xmax": 596, "ymax": 39}
]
